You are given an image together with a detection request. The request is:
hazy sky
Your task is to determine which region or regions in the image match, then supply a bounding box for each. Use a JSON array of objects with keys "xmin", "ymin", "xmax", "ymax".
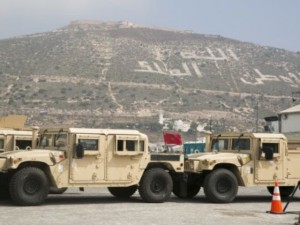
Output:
[{"xmin": 0, "ymin": 0, "xmax": 299, "ymax": 52}]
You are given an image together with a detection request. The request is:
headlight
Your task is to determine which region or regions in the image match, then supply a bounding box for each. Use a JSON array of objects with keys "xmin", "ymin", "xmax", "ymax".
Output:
[{"xmin": 50, "ymin": 151, "xmax": 65, "ymax": 164}]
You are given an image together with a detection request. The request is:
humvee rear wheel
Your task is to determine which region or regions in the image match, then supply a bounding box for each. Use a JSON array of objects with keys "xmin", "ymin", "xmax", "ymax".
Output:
[
  {"xmin": 203, "ymin": 169, "xmax": 238, "ymax": 203},
  {"xmin": 108, "ymin": 185, "xmax": 137, "ymax": 198},
  {"xmin": 139, "ymin": 168, "xmax": 173, "ymax": 203},
  {"xmin": 9, "ymin": 167, "xmax": 49, "ymax": 206},
  {"xmin": 267, "ymin": 186, "xmax": 294, "ymax": 197}
]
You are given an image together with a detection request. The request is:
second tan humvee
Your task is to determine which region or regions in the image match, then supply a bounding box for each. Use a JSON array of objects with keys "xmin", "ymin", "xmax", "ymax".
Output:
[
  {"xmin": 180, "ymin": 133, "xmax": 300, "ymax": 203},
  {"xmin": 0, "ymin": 127, "xmax": 184, "ymax": 205}
]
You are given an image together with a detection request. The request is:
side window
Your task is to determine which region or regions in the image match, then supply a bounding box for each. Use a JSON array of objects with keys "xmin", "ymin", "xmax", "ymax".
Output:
[
  {"xmin": 260, "ymin": 143, "xmax": 279, "ymax": 160},
  {"xmin": 54, "ymin": 133, "xmax": 67, "ymax": 148},
  {"xmin": 262, "ymin": 143, "xmax": 279, "ymax": 153},
  {"xmin": 139, "ymin": 140, "xmax": 145, "ymax": 152},
  {"xmin": 0, "ymin": 139, "xmax": 4, "ymax": 150},
  {"xmin": 78, "ymin": 139, "xmax": 98, "ymax": 151},
  {"xmin": 232, "ymin": 138, "xmax": 250, "ymax": 151},
  {"xmin": 15, "ymin": 139, "xmax": 32, "ymax": 150},
  {"xmin": 211, "ymin": 139, "xmax": 229, "ymax": 151},
  {"xmin": 115, "ymin": 137, "xmax": 144, "ymax": 154},
  {"xmin": 117, "ymin": 140, "xmax": 137, "ymax": 151},
  {"xmin": 40, "ymin": 134, "xmax": 53, "ymax": 148},
  {"xmin": 117, "ymin": 140, "xmax": 124, "ymax": 151},
  {"xmin": 126, "ymin": 140, "xmax": 136, "ymax": 151}
]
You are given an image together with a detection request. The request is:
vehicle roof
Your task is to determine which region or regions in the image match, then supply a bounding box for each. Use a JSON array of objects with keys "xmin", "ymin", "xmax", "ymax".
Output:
[
  {"xmin": 40, "ymin": 127, "xmax": 144, "ymax": 136},
  {"xmin": 0, "ymin": 129, "xmax": 32, "ymax": 136},
  {"xmin": 252, "ymin": 133, "xmax": 286, "ymax": 139},
  {"xmin": 69, "ymin": 128, "xmax": 142, "ymax": 135},
  {"xmin": 211, "ymin": 132, "xmax": 287, "ymax": 140}
]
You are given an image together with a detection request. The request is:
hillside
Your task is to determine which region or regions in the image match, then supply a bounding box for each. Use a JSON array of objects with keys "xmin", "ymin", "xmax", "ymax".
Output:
[{"xmin": 0, "ymin": 20, "xmax": 300, "ymax": 139}]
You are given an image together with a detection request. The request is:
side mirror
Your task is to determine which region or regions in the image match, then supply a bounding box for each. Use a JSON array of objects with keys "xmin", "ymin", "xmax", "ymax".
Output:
[
  {"xmin": 76, "ymin": 143, "xmax": 84, "ymax": 159},
  {"xmin": 263, "ymin": 147, "xmax": 274, "ymax": 160}
]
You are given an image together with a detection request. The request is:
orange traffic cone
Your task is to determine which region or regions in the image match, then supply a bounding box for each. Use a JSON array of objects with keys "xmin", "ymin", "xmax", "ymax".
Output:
[{"xmin": 268, "ymin": 181, "xmax": 284, "ymax": 214}]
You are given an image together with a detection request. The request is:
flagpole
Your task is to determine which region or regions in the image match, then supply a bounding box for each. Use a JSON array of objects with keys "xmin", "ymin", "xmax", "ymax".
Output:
[{"xmin": 163, "ymin": 132, "xmax": 167, "ymax": 152}]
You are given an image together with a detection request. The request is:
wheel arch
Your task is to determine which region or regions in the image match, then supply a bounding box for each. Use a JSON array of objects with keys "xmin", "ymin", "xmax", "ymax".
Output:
[
  {"xmin": 210, "ymin": 163, "xmax": 244, "ymax": 186},
  {"xmin": 15, "ymin": 162, "xmax": 55, "ymax": 187},
  {"xmin": 146, "ymin": 162, "xmax": 174, "ymax": 172}
]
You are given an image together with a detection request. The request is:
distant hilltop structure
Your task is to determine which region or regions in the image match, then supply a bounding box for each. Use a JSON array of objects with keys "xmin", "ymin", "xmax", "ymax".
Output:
[
  {"xmin": 70, "ymin": 20, "xmax": 103, "ymax": 25},
  {"xmin": 70, "ymin": 20, "xmax": 136, "ymax": 28},
  {"xmin": 69, "ymin": 20, "xmax": 194, "ymax": 34}
]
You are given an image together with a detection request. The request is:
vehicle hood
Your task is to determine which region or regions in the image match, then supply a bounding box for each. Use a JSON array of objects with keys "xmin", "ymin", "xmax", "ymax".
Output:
[
  {"xmin": 186, "ymin": 152, "xmax": 251, "ymax": 170},
  {"xmin": 0, "ymin": 149, "xmax": 66, "ymax": 170}
]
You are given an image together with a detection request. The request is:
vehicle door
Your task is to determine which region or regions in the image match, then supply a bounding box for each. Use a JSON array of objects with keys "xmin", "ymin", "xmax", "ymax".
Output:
[
  {"xmin": 255, "ymin": 139, "xmax": 285, "ymax": 182},
  {"xmin": 70, "ymin": 134, "xmax": 105, "ymax": 183}
]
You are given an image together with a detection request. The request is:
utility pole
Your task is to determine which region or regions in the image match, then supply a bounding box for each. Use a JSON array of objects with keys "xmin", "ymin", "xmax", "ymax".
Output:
[
  {"xmin": 255, "ymin": 94, "xmax": 263, "ymax": 132},
  {"xmin": 255, "ymin": 100, "xmax": 259, "ymax": 132}
]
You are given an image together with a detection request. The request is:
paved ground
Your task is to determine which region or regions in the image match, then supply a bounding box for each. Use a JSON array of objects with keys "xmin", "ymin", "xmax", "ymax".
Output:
[{"xmin": 0, "ymin": 187, "xmax": 299, "ymax": 225}]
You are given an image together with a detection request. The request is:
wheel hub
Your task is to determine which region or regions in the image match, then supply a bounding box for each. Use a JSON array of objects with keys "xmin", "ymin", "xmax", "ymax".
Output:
[
  {"xmin": 24, "ymin": 180, "xmax": 40, "ymax": 195},
  {"xmin": 151, "ymin": 178, "xmax": 164, "ymax": 193},
  {"xmin": 216, "ymin": 178, "xmax": 231, "ymax": 193}
]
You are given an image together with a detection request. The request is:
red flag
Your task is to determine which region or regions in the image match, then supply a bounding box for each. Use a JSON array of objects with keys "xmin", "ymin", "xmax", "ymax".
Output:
[{"xmin": 163, "ymin": 132, "xmax": 182, "ymax": 145}]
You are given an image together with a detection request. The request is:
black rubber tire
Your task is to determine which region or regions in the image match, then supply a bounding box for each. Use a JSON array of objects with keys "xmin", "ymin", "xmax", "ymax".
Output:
[
  {"xmin": 108, "ymin": 185, "xmax": 137, "ymax": 198},
  {"xmin": 0, "ymin": 174, "xmax": 10, "ymax": 200},
  {"xmin": 49, "ymin": 187, "xmax": 68, "ymax": 194},
  {"xmin": 9, "ymin": 167, "xmax": 49, "ymax": 206},
  {"xmin": 139, "ymin": 168, "xmax": 173, "ymax": 203},
  {"xmin": 267, "ymin": 186, "xmax": 295, "ymax": 197},
  {"xmin": 173, "ymin": 181, "xmax": 201, "ymax": 198},
  {"xmin": 0, "ymin": 184, "xmax": 10, "ymax": 200},
  {"xmin": 203, "ymin": 169, "xmax": 238, "ymax": 203}
]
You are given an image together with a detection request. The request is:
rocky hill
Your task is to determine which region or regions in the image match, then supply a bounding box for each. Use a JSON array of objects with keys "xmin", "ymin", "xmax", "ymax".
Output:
[{"xmin": 0, "ymin": 20, "xmax": 300, "ymax": 139}]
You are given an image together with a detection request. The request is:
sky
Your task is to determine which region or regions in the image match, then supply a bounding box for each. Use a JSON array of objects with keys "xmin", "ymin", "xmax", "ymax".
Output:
[{"xmin": 0, "ymin": 0, "xmax": 299, "ymax": 52}]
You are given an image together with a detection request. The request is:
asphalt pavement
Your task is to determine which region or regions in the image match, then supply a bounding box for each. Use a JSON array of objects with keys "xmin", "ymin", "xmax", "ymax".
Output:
[{"xmin": 0, "ymin": 187, "xmax": 299, "ymax": 225}]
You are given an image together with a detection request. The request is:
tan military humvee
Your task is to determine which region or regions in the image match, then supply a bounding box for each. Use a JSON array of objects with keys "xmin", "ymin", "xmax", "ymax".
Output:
[
  {"xmin": 0, "ymin": 127, "xmax": 184, "ymax": 205},
  {"xmin": 181, "ymin": 132, "xmax": 300, "ymax": 203}
]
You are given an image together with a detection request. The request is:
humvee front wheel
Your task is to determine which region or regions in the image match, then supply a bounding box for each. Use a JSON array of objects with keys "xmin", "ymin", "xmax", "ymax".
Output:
[
  {"xmin": 9, "ymin": 167, "xmax": 49, "ymax": 206},
  {"xmin": 203, "ymin": 169, "xmax": 238, "ymax": 203},
  {"xmin": 108, "ymin": 185, "xmax": 137, "ymax": 198},
  {"xmin": 139, "ymin": 168, "xmax": 173, "ymax": 203},
  {"xmin": 267, "ymin": 186, "xmax": 294, "ymax": 197}
]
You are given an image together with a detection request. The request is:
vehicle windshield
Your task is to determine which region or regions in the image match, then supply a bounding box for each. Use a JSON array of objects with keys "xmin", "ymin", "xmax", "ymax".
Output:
[
  {"xmin": 39, "ymin": 132, "xmax": 67, "ymax": 150},
  {"xmin": 211, "ymin": 138, "xmax": 229, "ymax": 151}
]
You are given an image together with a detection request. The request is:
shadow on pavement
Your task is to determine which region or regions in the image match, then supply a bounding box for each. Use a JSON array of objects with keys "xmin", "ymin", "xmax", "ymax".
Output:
[{"xmin": 0, "ymin": 193, "xmax": 299, "ymax": 206}]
